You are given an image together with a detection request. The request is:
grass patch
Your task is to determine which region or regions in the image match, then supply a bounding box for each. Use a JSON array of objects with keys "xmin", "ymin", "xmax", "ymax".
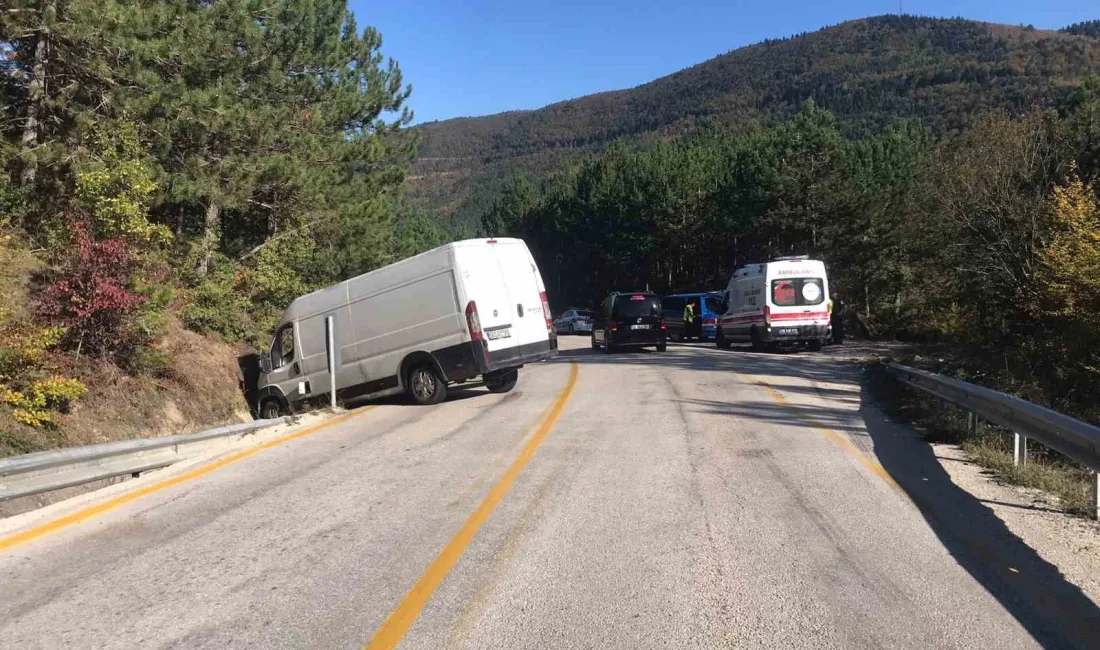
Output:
[
  {"xmin": 0, "ymin": 429, "xmax": 45, "ymax": 456},
  {"xmin": 866, "ymin": 362, "xmax": 1097, "ymax": 518},
  {"xmin": 962, "ymin": 432, "xmax": 1096, "ymax": 518}
]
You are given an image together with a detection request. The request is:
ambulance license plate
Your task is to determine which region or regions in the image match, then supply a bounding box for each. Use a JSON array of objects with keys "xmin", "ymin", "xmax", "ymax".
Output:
[
  {"xmin": 486, "ymin": 328, "xmax": 511, "ymax": 340},
  {"xmin": 777, "ymin": 328, "xmax": 799, "ymax": 337}
]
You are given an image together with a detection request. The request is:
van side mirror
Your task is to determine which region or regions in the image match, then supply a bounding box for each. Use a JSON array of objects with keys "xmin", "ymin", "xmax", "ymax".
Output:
[{"xmin": 258, "ymin": 356, "xmax": 272, "ymax": 374}]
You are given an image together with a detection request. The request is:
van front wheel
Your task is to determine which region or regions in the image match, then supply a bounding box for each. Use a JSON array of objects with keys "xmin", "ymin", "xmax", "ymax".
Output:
[
  {"xmin": 408, "ymin": 365, "xmax": 447, "ymax": 405},
  {"xmin": 485, "ymin": 368, "xmax": 519, "ymax": 393},
  {"xmin": 259, "ymin": 398, "xmax": 283, "ymax": 420}
]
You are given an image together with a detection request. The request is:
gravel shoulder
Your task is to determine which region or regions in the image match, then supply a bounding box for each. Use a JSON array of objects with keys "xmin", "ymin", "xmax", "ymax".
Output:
[
  {"xmin": 930, "ymin": 442, "xmax": 1100, "ymax": 604},
  {"xmin": 825, "ymin": 338, "xmax": 1100, "ymax": 611}
]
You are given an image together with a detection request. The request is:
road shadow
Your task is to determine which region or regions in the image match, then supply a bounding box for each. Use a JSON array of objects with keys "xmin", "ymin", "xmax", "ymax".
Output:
[
  {"xmin": 554, "ymin": 341, "xmax": 1100, "ymax": 646},
  {"xmin": 552, "ymin": 342, "xmax": 865, "ymax": 393},
  {"xmin": 856, "ymin": 380, "xmax": 1100, "ymax": 647},
  {"xmin": 342, "ymin": 385, "xmax": 491, "ymax": 410}
]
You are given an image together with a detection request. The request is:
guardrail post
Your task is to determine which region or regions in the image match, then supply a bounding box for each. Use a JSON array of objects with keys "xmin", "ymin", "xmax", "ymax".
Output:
[
  {"xmin": 967, "ymin": 411, "xmax": 977, "ymax": 435},
  {"xmin": 1014, "ymin": 432, "xmax": 1023, "ymax": 466},
  {"xmin": 1094, "ymin": 472, "xmax": 1100, "ymax": 521},
  {"xmin": 326, "ymin": 315, "xmax": 336, "ymax": 410}
]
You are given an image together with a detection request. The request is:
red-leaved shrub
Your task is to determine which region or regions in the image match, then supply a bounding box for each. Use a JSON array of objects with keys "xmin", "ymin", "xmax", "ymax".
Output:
[{"xmin": 38, "ymin": 218, "xmax": 145, "ymax": 358}]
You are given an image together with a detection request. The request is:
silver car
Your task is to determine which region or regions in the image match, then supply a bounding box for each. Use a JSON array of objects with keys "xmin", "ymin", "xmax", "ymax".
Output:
[{"xmin": 553, "ymin": 308, "xmax": 595, "ymax": 334}]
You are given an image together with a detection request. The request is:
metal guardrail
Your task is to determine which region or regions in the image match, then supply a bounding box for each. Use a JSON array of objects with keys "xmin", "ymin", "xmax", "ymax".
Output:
[
  {"xmin": 885, "ymin": 363, "xmax": 1100, "ymax": 519},
  {"xmin": 0, "ymin": 417, "xmax": 288, "ymax": 501}
]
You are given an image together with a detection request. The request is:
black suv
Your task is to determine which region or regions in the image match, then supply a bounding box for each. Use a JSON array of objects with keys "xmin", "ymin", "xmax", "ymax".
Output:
[{"xmin": 591, "ymin": 291, "xmax": 667, "ymax": 353}]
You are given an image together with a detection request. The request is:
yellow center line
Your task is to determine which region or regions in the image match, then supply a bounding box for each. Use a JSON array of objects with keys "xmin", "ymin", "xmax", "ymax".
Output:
[
  {"xmin": 365, "ymin": 362, "xmax": 579, "ymax": 650},
  {"xmin": 744, "ymin": 375, "xmax": 901, "ymax": 490},
  {"xmin": 0, "ymin": 407, "xmax": 376, "ymax": 552}
]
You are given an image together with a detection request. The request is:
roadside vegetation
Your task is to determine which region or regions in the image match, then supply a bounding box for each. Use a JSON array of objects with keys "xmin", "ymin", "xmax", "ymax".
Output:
[{"xmin": 0, "ymin": 1, "xmax": 433, "ymax": 455}]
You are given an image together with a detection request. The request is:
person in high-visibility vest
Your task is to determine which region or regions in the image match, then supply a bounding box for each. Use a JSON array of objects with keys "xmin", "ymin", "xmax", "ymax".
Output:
[{"xmin": 682, "ymin": 301, "xmax": 696, "ymax": 342}]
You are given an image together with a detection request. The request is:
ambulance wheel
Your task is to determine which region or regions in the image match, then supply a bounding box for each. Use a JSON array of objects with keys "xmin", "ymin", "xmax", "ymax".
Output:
[
  {"xmin": 408, "ymin": 364, "xmax": 447, "ymax": 405},
  {"xmin": 716, "ymin": 328, "xmax": 732, "ymax": 350},
  {"xmin": 485, "ymin": 369, "xmax": 519, "ymax": 393},
  {"xmin": 808, "ymin": 339, "xmax": 823, "ymax": 352},
  {"xmin": 750, "ymin": 328, "xmax": 766, "ymax": 352}
]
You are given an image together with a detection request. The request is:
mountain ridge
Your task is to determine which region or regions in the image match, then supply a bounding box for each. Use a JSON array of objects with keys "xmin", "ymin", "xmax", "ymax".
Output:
[{"xmin": 407, "ymin": 15, "xmax": 1100, "ymax": 230}]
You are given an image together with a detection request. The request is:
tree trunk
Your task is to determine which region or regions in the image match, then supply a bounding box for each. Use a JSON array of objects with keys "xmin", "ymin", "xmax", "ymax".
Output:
[
  {"xmin": 20, "ymin": 0, "xmax": 52, "ymax": 188},
  {"xmin": 199, "ymin": 201, "xmax": 221, "ymax": 277}
]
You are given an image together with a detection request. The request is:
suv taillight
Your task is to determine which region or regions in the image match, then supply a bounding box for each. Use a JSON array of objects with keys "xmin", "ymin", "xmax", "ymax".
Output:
[
  {"xmin": 466, "ymin": 301, "xmax": 483, "ymax": 341},
  {"xmin": 539, "ymin": 291, "xmax": 553, "ymax": 332}
]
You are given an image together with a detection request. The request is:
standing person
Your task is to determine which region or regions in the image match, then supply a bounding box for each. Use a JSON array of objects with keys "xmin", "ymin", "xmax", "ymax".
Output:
[
  {"xmin": 682, "ymin": 301, "xmax": 696, "ymax": 342},
  {"xmin": 831, "ymin": 299, "xmax": 845, "ymax": 345}
]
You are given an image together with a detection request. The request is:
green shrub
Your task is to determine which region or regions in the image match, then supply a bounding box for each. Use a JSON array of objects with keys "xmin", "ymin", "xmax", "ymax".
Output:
[{"xmin": 182, "ymin": 265, "xmax": 254, "ymax": 342}]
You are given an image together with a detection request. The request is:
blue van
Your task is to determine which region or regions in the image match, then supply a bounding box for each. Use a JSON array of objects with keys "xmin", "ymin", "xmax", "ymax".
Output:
[{"xmin": 661, "ymin": 292, "xmax": 726, "ymax": 342}]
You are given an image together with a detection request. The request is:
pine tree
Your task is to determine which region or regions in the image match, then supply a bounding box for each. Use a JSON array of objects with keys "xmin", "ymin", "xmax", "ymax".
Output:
[
  {"xmin": 113, "ymin": 0, "xmax": 415, "ymax": 280},
  {"xmin": 0, "ymin": 0, "xmax": 120, "ymax": 209}
]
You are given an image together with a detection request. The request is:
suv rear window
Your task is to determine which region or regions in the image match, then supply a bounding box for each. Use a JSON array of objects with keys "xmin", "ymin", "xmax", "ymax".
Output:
[
  {"xmin": 704, "ymin": 296, "xmax": 725, "ymax": 313},
  {"xmin": 614, "ymin": 295, "xmax": 661, "ymax": 318},
  {"xmin": 771, "ymin": 278, "xmax": 824, "ymax": 306}
]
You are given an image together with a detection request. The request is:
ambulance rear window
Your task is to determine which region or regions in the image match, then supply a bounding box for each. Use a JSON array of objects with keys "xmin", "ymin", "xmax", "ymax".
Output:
[{"xmin": 771, "ymin": 278, "xmax": 824, "ymax": 306}]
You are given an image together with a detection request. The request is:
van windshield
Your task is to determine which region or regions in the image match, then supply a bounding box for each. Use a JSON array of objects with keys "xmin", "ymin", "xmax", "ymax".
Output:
[
  {"xmin": 772, "ymin": 278, "xmax": 825, "ymax": 307},
  {"xmin": 614, "ymin": 295, "xmax": 661, "ymax": 318}
]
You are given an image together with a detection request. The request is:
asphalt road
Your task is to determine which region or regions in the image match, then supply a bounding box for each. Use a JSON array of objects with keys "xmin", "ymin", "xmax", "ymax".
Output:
[{"xmin": 2, "ymin": 336, "xmax": 1098, "ymax": 649}]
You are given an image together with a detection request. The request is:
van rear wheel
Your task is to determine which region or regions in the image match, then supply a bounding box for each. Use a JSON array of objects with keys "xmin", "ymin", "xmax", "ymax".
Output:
[
  {"xmin": 408, "ymin": 364, "xmax": 447, "ymax": 405},
  {"xmin": 485, "ymin": 368, "xmax": 519, "ymax": 393}
]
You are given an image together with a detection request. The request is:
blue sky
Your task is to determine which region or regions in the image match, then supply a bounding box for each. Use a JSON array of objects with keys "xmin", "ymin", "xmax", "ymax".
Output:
[{"xmin": 348, "ymin": 1, "xmax": 1097, "ymax": 124}]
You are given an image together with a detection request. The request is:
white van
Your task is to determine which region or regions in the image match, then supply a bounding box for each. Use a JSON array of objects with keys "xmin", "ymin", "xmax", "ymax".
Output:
[
  {"xmin": 254, "ymin": 238, "xmax": 557, "ymax": 417},
  {"xmin": 715, "ymin": 256, "xmax": 830, "ymax": 351}
]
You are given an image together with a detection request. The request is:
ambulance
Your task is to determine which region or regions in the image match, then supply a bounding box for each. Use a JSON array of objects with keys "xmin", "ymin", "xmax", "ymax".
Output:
[{"xmin": 715, "ymin": 256, "xmax": 830, "ymax": 351}]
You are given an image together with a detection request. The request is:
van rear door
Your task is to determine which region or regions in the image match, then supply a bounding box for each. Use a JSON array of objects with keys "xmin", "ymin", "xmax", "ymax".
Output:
[
  {"xmin": 455, "ymin": 244, "xmax": 513, "ymax": 348},
  {"xmin": 489, "ymin": 240, "xmax": 550, "ymax": 350}
]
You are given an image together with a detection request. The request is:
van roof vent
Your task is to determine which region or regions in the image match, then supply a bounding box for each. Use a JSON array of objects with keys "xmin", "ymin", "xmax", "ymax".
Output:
[{"xmin": 772, "ymin": 255, "xmax": 810, "ymax": 262}]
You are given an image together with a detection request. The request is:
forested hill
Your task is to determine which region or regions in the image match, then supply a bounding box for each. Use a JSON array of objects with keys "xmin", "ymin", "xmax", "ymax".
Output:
[{"xmin": 408, "ymin": 15, "xmax": 1100, "ymax": 230}]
